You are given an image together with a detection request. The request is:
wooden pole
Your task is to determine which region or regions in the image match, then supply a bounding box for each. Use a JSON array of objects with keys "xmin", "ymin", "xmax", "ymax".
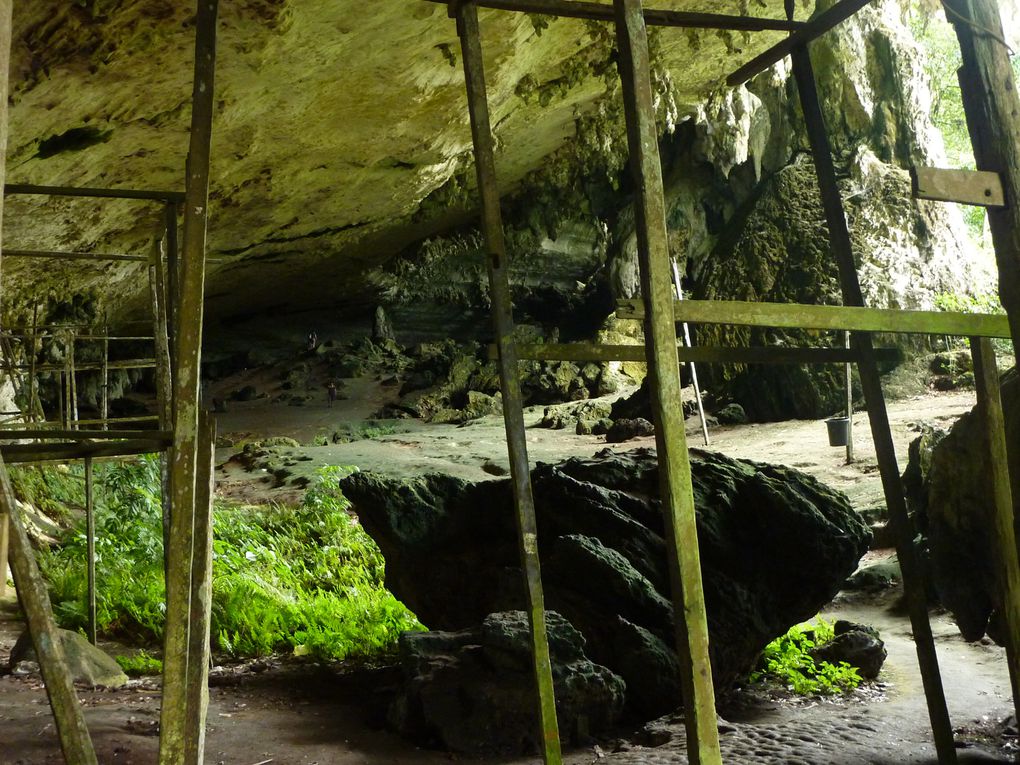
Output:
[
  {"xmin": 100, "ymin": 320, "xmax": 109, "ymax": 431},
  {"xmin": 184, "ymin": 411, "xmax": 215, "ymax": 764},
  {"xmin": 159, "ymin": 1, "xmax": 218, "ymax": 763},
  {"xmin": 150, "ymin": 242, "xmax": 174, "ymax": 593},
  {"xmin": 845, "ymin": 330, "xmax": 854, "ymax": 463},
  {"xmin": 0, "ymin": 509, "xmax": 7, "ymax": 599},
  {"xmin": 84, "ymin": 456, "xmax": 97, "ymax": 646},
  {"xmin": 942, "ymin": 0, "xmax": 1020, "ymax": 351},
  {"xmin": 970, "ymin": 337, "xmax": 1020, "ymax": 719},
  {"xmin": 69, "ymin": 332, "xmax": 78, "ymax": 431},
  {"xmin": 453, "ymin": 6, "xmax": 563, "ymax": 763},
  {"xmin": 614, "ymin": 2, "xmax": 721, "ymax": 762},
  {"xmin": 671, "ymin": 259, "xmax": 709, "ymax": 446},
  {"xmin": 165, "ymin": 201, "xmax": 180, "ymax": 371},
  {"xmin": 28, "ymin": 304, "xmax": 39, "ymax": 424},
  {"xmin": 1, "ymin": 454, "xmax": 98, "ymax": 764},
  {"xmin": 792, "ymin": 45, "xmax": 957, "ymax": 763}
]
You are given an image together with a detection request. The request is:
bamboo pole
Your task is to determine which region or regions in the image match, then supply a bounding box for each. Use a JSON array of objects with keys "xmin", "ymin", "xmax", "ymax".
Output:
[
  {"xmin": 613, "ymin": 2, "xmax": 720, "ymax": 762},
  {"xmin": 1, "ymin": 453, "xmax": 98, "ymax": 764},
  {"xmin": 792, "ymin": 45, "xmax": 957, "ymax": 763},
  {"xmin": 184, "ymin": 411, "xmax": 215, "ymax": 764},
  {"xmin": 159, "ymin": 1, "xmax": 219, "ymax": 762},
  {"xmin": 28, "ymin": 305, "xmax": 39, "ymax": 423},
  {"xmin": 970, "ymin": 337, "xmax": 1020, "ymax": 720},
  {"xmin": 100, "ymin": 326, "xmax": 109, "ymax": 430},
  {"xmin": 454, "ymin": 6, "xmax": 562, "ymax": 763},
  {"xmin": 84, "ymin": 456, "xmax": 97, "ymax": 646}
]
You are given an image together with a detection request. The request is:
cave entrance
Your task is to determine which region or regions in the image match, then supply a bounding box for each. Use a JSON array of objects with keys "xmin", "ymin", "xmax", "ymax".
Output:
[{"xmin": 440, "ymin": 1, "xmax": 1020, "ymax": 764}]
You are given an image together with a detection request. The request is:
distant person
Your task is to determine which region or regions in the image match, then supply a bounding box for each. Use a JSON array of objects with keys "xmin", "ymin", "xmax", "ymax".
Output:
[
  {"xmin": 326, "ymin": 380, "xmax": 338, "ymax": 408},
  {"xmin": 306, "ymin": 330, "xmax": 318, "ymax": 351}
]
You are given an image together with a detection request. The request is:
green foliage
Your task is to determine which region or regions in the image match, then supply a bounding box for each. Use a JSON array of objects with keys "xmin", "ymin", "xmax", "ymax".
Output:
[
  {"xmin": 116, "ymin": 650, "xmax": 163, "ymax": 676},
  {"xmin": 751, "ymin": 619, "xmax": 862, "ymax": 696},
  {"xmin": 933, "ymin": 290, "xmax": 1004, "ymax": 314},
  {"xmin": 34, "ymin": 459, "xmax": 422, "ymax": 663}
]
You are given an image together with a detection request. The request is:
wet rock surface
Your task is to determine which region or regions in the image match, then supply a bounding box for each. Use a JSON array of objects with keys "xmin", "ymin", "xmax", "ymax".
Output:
[
  {"xmin": 390, "ymin": 611, "xmax": 625, "ymax": 755},
  {"xmin": 342, "ymin": 447, "xmax": 871, "ymax": 726}
]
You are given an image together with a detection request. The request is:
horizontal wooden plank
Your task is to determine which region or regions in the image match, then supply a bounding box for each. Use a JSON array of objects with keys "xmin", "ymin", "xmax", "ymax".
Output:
[
  {"xmin": 727, "ymin": 0, "xmax": 875, "ymax": 85},
  {"xmin": 616, "ymin": 298, "xmax": 1012, "ymax": 338},
  {"xmin": 424, "ymin": 0, "xmax": 802, "ymax": 30},
  {"xmin": 490, "ymin": 342, "xmax": 901, "ymax": 364},
  {"xmin": 0, "ymin": 438, "xmax": 170, "ymax": 464},
  {"xmin": 0, "ymin": 429, "xmax": 171, "ymax": 441},
  {"xmin": 911, "ymin": 166, "xmax": 1006, "ymax": 207},
  {"xmin": 4, "ymin": 183, "xmax": 185, "ymax": 203}
]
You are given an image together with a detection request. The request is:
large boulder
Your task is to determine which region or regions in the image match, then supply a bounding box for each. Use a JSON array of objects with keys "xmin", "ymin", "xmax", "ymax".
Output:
[
  {"xmin": 341, "ymin": 447, "xmax": 870, "ymax": 721},
  {"xmin": 9, "ymin": 628, "xmax": 128, "ymax": 688},
  {"xmin": 389, "ymin": 611, "xmax": 625, "ymax": 755},
  {"xmin": 905, "ymin": 368, "xmax": 1020, "ymax": 643}
]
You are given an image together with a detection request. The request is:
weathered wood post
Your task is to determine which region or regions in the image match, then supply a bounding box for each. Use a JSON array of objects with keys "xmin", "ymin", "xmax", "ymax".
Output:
[
  {"xmin": 970, "ymin": 336, "xmax": 1020, "ymax": 718},
  {"xmin": 85, "ymin": 455, "xmax": 97, "ymax": 646},
  {"xmin": 158, "ymin": 1, "xmax": 219, "ymax": 763},
  {"xmin": 792, "ymin": 45, "xmax": 957, "ymax": 763},
  {"xmin": 184, "ymin": 410, "xmax": 215, "ymax": 763},
  {"xmin": 100, "ymin": 322, "xmax": 109, "ymax": 430},
  {"xmin": 0, "ymin": 509, "xmax": 7, "ymax": 599},
  {"xmin": 613, "ymin": 1, "xmax": 721, "ymax": 762},
  {"xmin": 150, "ymin": 240, "xmax": 174, "ymax": 579},
  {"xmin": 1, "ymin": 455, "xmax": 98, "ymax": 764},
  {"xmin": 453, "ymin": 4, "xmax": 563, "ymax": 762}
]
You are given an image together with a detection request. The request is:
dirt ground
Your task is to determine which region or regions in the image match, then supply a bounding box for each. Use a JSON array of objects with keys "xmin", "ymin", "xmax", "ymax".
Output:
[{"xmin": 2, "ymin": 375, "xmax": 1017, "ymax": 764}]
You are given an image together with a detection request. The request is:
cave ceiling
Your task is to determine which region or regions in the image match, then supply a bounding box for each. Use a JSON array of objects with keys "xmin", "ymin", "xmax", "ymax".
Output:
[{"xmin": 5, "ymin": 0, "xmax": 808, "ymax": 322}]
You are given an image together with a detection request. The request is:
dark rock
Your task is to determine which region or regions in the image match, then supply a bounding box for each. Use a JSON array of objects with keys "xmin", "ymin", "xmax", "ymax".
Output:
[
  {"xmin": 810, "ymin": 623, "xmax": 887, "ymax": 680},
  {"xmin": 715, "ymin": 403, "xmax": 747, "ymax": 425},
  {"xmin": 902, "ymin": 369, "xmax": 1020, "ymax": 642},
  {"xmin": 342, "ymin": 447, "xmax": 870, "ymax": 723},
  {"xmin": 391, "ymin": 611, "xmax": 625, "ymax": 755},
  {"xmin": 229, "ymin": 384, "xmax": 258, "ymax": 402},
  {"xmin": 844, "ymin": 556, "xmax": 901, "ymax": 591},
  {"xmin": 605, "ymin": 417, "xmax": 654, "ymax": 443},
  {"xmin": 592, "ymin": 418, "xmax": 613, "ymax": 436},
  {"xmin": 373, "ymin": 305, "xmax": 396, "ymax": 342}
]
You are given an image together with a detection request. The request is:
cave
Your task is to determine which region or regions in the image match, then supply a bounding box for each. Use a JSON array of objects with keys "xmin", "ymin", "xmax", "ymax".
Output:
[{"xmin": 1, "ymin": 1, "xmax": 1020, "ymax": 764}]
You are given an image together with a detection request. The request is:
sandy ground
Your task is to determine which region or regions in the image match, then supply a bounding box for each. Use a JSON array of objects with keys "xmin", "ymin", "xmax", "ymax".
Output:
[{"xmin": 2, "ymin": 379, "xmax": 1016, "ymax": 764}]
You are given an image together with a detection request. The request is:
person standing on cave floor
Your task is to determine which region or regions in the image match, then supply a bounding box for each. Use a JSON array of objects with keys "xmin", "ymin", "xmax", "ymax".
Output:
[{"xmin": 326, "ymin": 379, "xmax": 338, "ymax": 408}]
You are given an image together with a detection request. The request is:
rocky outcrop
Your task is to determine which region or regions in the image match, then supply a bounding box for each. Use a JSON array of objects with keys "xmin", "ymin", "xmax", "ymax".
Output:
[
  {"xmin": 904, "ymin": 368, "xmax": 1020, "ymax": 643},
  {"xmin": 10, "ymin": 628, "xmax": 128, "ymax": 688},
  {"xmin": 341, "ymin": 447, "xmax": 871, "ymax": 722},
  {"xmin": 389, "ymin": 611, "xmax": 625, "ymax": 755}
]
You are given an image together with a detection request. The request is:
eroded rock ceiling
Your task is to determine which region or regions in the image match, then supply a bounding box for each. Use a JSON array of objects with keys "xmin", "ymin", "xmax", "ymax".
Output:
[{"xmin": 4, "ymin": 0, "xmax": 807, "ymax": 322}]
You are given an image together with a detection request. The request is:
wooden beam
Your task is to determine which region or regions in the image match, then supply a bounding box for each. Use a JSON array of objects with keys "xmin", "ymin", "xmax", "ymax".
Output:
[
  {"xmin": 455, "ymin": 6, "xmax": 563, "ymax": 763},
  {"xmin": 616, "ymin": 298, "xmax": 1011, "ymax": 338},
  {"xmin": 614, "ymin": 1, "xmax": 720, "ymax": 762},
  {"xmin": 159, "ymin": 1, "xmax": 219, "ymax": 762},
  {"xmin": 0, "ymin": 438, "xmax": 170, "ymax": 463},
  {"xmin": 2, "ymin": 249, "xmax": 148, "ymax": 263},
  {"xmin": 0, "ymin": 510, "xmax": 7, "ymax": 599},
  {"xmin": 911, "ymin": 166, "xmax": 1005, "ymax": 207},
  {"xmin": 944, "ymin": 0, "xmax": 1020, "ymax": 370},
  {"xmin": 0, "ymin": 429, "xmax": 171, "ymax": 441},
  {"xmin": 970, "ymin": 337, "xmax": 1020, "ymax": 722},
  {"xmin": 497, "ymin": 342, "xmax": 901, "ymax": 364},
  {"xmin": 184, "ymin": 411, "xmax": 215, "ymax": 763},
  {"xmin": 84, "ymin": 457, "xmax": 97, "ymax": 646},
  {"xmin": 792, "ymin": 45, "xmax": 958, "ymax": 763},
  {"xmin": 1, "ymin": 455, "xmax": 98, "ymax": 764},
  {"xmin": 727, "ymin": 0, "xmax": 875, "ymax": 85},
  {"xmin": 428, "ymin": 0, "xmax": 802, "ymax": 30},
  {"xmin": 4, "ymin": 183, "xmax": 185, "ymax": 203}
]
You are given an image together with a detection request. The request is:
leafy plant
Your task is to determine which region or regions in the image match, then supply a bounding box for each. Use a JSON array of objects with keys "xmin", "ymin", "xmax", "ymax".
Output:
[
  {"xmin": 116, "ymin": 650, "xmax": 163, "ymax": 676},
  {"xmin": 33, "ymin": 459, "xmax": 423, "ymax": 663},
  {"xmin": 750, "ymin": 618, "xmax": 862, "ymax": 696}
]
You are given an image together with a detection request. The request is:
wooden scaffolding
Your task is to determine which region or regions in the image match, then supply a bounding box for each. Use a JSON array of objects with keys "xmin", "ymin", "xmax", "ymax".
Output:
[
  {"xmin": 438, "ymin": 1, "xmax": 1020, "ymax": 764},
  {"xmin": 0, "ymin": 1, "xmax": 220, "ymax": 764}
]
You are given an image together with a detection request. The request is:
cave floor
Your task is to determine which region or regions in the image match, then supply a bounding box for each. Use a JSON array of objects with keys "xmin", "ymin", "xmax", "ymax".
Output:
[{"xmin": 2, "ymin": 374, "xmax": 1016, "ymax": 764}]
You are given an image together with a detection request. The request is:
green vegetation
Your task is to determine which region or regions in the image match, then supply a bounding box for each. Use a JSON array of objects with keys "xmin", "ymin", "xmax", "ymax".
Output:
[
  {"xmin": 933, "ymin": 290, "xmax": 1004, "ymax": 315},
  {"xmin": 116, "ymin": 650, "xmax": 163, "ymax": 676},
  {"xmin": 31, "ymin": 459, "xmax": 422, "ymax": 663},
  {"xmin": 750, "ymin": 619, "xmax": 862, "ymax": 696}
]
